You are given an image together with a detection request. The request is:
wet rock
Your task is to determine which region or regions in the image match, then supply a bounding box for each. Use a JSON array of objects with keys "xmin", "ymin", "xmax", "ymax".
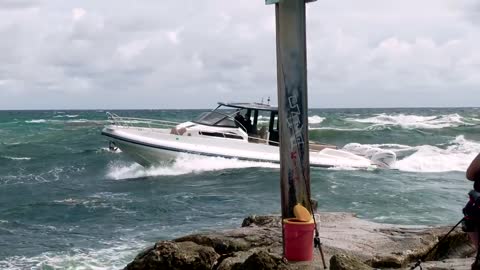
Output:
[
  {"xmin": 329, "ymin": 254, "xmax": 372, "ymax": 270},
  {"xmin": 124, "ymin": 212, "xmax": 477, "ymax": 270},
  {"xmin": 175, "ymin": 234, "xmax": 252, "ymax": 254},
  {"xmin": 241, "ymin": 215, "xmax": 281, "ymax": 228},
  {"xmin": 124, "ymin": 241, "xmax": 219, "ymax": 270},
  {"xmin": 215, "ymin": 251, "xmax": 255, "ymax": 270},
  {"xmin": 235, "ymin": 250, "xmax": 288, "ymax": 270}
]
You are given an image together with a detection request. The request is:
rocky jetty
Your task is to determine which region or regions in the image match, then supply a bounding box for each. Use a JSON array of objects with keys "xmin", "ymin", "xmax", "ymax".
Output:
[{"xmin": 124, "ymin": 213, "xmax": 476, "ymax": 270}]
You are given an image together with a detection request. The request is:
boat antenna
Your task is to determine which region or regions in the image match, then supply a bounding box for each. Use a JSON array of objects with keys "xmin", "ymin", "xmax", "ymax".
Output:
[
  {"xmin": 267, "ymin": 96, "xmax": 270, "ymax": 105},
  {"xmin": 261, "ymin": 97, "xmax": 264, "ymax": 104}
]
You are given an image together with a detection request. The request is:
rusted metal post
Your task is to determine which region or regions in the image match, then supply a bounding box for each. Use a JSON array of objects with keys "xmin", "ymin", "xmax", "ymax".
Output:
[{"xmin": 266, "ymin": 0, "xmax": 315, "ymax": 220}]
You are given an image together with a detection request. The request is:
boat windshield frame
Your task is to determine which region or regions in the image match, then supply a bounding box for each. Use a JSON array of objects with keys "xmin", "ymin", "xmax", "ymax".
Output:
[{"xmin": 192, "ymin": 106, "xmax": 239, "ymax": 128}]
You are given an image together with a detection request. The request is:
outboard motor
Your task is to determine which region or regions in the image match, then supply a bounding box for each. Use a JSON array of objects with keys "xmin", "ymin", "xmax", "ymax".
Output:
[
  {"xmin": 343, "ymin": 143, "xmax": 396, "ymax": 168},
  {"xmin": 370, "ymin": 151, "xmax": 396, "ymax": 168}
]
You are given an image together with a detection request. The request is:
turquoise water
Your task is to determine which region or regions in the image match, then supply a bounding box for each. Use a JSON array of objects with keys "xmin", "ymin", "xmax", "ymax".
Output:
[{"xmin": 0, "ymin": 108, "xmax": 479, "ymax": 269}]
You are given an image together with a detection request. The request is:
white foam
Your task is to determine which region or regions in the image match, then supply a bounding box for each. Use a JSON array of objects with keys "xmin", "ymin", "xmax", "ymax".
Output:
[
  {"xmin": 347, "ymin": 113, "xmax": 472, "ymax": 129},
  {"xmin": 4, "ymin": 142, "xmax": 21, "ymax": 146},
  {"xmin": 0, "ymin": 241, "xmax": 145, "ymax": 270},
  {"xmin": 67, "ymin": 119, "xmax": 89, "ymax": 123},
  {"xmin": 25, "ymin": 119, "xmax": 46, "ymax": 123},
  {"xmin": 53, "ymin": 198, "xmax": 80, "ymax": 205},
  {"xmin": 327, "ymin": 165, "xmax": 362, "ymax": 171},
  {"xmin": 394, "ymin": 135, "xmax": 480, "ymax": 172},
  {"xmin": 351, "ymin": 143, "xmax": 413, "ymax": 152},
  {"xmin": 67, "ymin": 119, "xmax": 107, "ymax": 125},
  {"xmin": 308, "ymin": 115, "xmax": 325, "ymax": 124},
  {"xmin": 1, "ymin": 156, "xmax": 31, "ymax": 161},
  {"xmin": 106, "ymin": 155, "xmax": 278, "ymax": 180},
  {"xmin": 54, "ymin": 114, "xmax": 79, "ymax": 118},
  {"xmin": 97, "ymin": 147, "xmax": 123, "ymax": 153}
]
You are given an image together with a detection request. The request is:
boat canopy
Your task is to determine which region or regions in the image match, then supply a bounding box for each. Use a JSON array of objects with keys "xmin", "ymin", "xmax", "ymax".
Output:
[{"xmin": 217, "ymin": 102, "xmax": 278, "ymax": 112}]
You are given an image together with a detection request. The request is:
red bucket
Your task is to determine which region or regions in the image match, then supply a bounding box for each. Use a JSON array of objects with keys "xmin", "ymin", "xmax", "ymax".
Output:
[{"xmin": 283, "ymin": 218, "xmax": 315, "ymax": 261}]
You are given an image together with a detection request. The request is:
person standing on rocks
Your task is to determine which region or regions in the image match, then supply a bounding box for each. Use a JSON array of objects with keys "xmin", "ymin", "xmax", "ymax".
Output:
[{"xmin": 465, "ymin": 153, "xmax": 480, "ymax": 270}]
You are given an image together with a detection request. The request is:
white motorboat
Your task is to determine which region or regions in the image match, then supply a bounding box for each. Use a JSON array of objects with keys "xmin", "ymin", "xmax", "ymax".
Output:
[{"xmin": 101, "ymin": 102, "xmax": 396, "ymax": 169}]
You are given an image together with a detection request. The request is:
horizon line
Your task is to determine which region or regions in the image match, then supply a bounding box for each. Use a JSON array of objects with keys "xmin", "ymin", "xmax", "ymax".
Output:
[{"xmin": 0, "ymin": 105, "xmax": 479, "ymax": 111}]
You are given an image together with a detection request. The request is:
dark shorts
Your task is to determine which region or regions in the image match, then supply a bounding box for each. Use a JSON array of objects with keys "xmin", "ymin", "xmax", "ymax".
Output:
[
  {"xmin": 463, "ymin": 190, "xmax": 480, "ymax": 232},
  {"xmin": 463, "ymin": 218, "xmax": 478, "ymax": 232}
]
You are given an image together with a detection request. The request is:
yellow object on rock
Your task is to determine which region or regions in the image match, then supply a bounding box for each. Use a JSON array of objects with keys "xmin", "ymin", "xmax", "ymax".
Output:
[{"xmin": 293, "ymin": 203, "xmax": 312, "ymax": 222}]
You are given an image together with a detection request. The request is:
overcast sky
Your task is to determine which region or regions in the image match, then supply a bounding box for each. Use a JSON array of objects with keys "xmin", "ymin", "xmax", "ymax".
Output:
[{"xmin": 0, "ymin": 0, "xmax": 479, "ymax": 109}]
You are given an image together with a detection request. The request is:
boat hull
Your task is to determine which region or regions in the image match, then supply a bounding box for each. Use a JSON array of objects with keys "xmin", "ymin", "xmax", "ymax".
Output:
[{"xmin": 102, "ymin": 126, "xmax": 377, "ymax": 169}]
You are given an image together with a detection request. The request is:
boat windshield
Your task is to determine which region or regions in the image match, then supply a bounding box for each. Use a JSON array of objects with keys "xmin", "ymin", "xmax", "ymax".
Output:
[{"xmin": 193, "ymin": 111, "xmax": 236, "ymax": 128}]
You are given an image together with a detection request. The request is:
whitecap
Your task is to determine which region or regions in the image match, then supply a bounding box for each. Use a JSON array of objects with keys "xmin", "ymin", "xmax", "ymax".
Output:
[
  {"xmin": 393, "ymin": 135, "xmax": 480, "ymax": 172},
  {"xmin": 53, "ymin": 198, "xmax": 80, "ymax": 205},
  {"xmin": 327, "ymin": 165, "xmax": 361, "ymax": 171},
  {"xmin": 1, "ymin": 156, "xmax": 32, "ymax": 161},
  {"xmin": 54, "ymin": 114, "xmax": 79, "ymax": 118},
  {"xmin": 346, "ymin": 113, "xmax": 471, "ymax": 129},
  {"xmin": 0, "ymin": 240, "xmax": 146, "ymax": 270},
  {"xmin": 25, "ymin": 119, "xmax": 46, "ymax": 123},
  {"xmin": 308, "ymin": 115, "xmax": 325, "ymax": 124},
  {"xmin": 97, "ymin": 147, "xmax": 123, "ymax": 154},
  {"xmin": 106, "ymin": 155, "xmax": 278, "ymax": 180}
]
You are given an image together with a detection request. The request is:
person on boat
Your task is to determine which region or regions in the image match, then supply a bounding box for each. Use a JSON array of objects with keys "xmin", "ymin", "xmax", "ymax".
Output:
[
  {"xmin": 244, "ymin": 111, "xmax": 253, "ymax": 133},
  {"xmin": 464, "ymin": 153, "xmax": 480, "ymax": 269},
  {"xmin": 234, "ymin": 112, "xmax": 248, "ymax": 131}
]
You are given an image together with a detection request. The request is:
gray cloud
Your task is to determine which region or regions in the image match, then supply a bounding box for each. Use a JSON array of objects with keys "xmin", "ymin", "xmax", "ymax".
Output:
[
  {"xmin": 0, "ymin": 0, "xmax": 38, "ymax": 9},
  {"xmin": 0, "ymin": 0, "xmax": 479, "ymax": 109}
]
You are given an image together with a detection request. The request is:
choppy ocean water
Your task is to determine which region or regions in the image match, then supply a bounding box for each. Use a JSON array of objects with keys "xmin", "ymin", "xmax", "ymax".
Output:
[{"xmin": 0, "ymin": 108, "xmax": 479, "ymax": 269}]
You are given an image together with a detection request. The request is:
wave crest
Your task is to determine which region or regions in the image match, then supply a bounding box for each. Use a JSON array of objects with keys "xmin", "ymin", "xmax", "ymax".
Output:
[
  {"xmin": 393, "ymin": 136, "xmax": 480, "ymax": 172},
  {"xmin": 106, "ymin": 155, "xmax": 278, "ymax": 180},
  {"xmin": 347, "ymin": 113, "xmax": 477, "ymax": 129}
]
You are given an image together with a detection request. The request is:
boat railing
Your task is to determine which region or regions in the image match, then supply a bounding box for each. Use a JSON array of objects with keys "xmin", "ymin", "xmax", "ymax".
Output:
[
  {"xmin": 106, "ymin": 112, "xmax": 179, "ymax": 129},
  {"xmin": 105, "ymin": 112, "xmax": 280, "ymax": 145}
]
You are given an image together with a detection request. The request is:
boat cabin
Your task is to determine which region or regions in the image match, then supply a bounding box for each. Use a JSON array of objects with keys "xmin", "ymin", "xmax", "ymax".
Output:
[{"xmin": 192, "ymin": 102, "xmax": 279, "ymax": 145}]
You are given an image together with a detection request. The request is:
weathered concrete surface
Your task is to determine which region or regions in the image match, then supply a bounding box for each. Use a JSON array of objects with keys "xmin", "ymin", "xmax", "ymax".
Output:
[{"xmin": 124, "ymin": 212, "xmax": 476, "ymax": 270}]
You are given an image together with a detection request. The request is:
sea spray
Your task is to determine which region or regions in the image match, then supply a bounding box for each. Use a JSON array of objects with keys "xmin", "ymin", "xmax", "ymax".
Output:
[
  {"xmin": 106, "ymin": 155, "xmax": 278, "ymax": 180},
  {"xmin": 346, "ymin": 113, "xmax": 478, "ymax": 129},
  {"xmin": 393, "ymin": 135, "xmax": 480, "ymax": 172}
]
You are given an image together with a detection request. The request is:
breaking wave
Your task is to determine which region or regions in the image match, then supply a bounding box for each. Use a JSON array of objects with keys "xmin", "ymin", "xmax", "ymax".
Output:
[
  {"xmin": 344, "ymin": 136, "xmax": 480, "ymax": 173},
  {"xmin": 309, "ymin": 115, "xmax": 325, "ymax": 124},
  {"xmin": 344, "ymin": 135, "xmax": 480, "ymax": 173},
  {"xmin": 1, "ymin": 156, "xmax": 31, "ymax": 161},
  {"xmin": 106, "ymin": 155, "xmax": 278, "ymax": 180},
  {"xmin": 0, "ymin": 240, "xmax": 144, "ymax": 270},
  {"xmin": 54, "ymin": 114, "xmax": 79, "ymax": 118},
  {"xmin": 393, "ymin": 136, "xmax": 480, "ymax": 172},
  {"xmin": 25, "ymin": 119, "xmax": 46, "ymax": 124},
  {"xmin": 346, "ymin": 113, "xmax": 478, "ymax": 129}
]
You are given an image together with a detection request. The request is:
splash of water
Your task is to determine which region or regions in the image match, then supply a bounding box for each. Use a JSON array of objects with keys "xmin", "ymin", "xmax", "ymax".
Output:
[{"xmin": 106, "ymin": 155, "xmax": 278, "ymax": 180}]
